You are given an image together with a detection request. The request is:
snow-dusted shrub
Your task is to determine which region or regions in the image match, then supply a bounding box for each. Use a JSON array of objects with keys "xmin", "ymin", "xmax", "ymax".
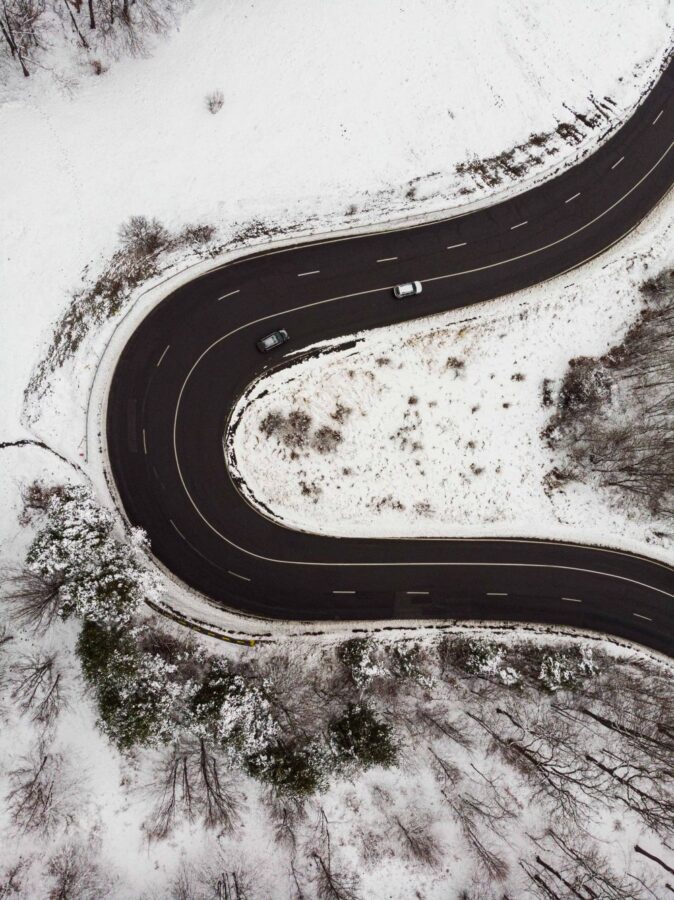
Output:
[
  {"xmin": 246, "ymin": 741, "xmax": 327, "ymax": 797},
  {"xmin": 77, "ymin": 620, "xmax": 193, "ymax": 750},
  {"xmin": 25, "ymin": 485, "xmax": 159, "ymax": 627},
  {"xmin": 538, "ymin": 647, "xmax": 598, "ymax": 693},
  {"xmin": 498, "ymin": 666, "xmax": 521, "ymax": 687},
  {"xmin": 329, "ymin": 703, "xmax": 396, "ymax": 770},
  {"xmin": 118, "ymin": 215, "xmax": 169, "ymax": 258},
  {"xmin": 464, "ymin": 640, "xmax": 504, "ymax": 676},
  {"xmin": 337, "ymin": 638, "xmax": 385, "ymax": 688},
  {"xmin": 180, "ymin": 222, "xmax": 217, "ymax": 247},
  {"xmin": 389, "ymin": 642, "xmax": 424, "ymax": 680},
  {"xmin": 189, "ymin": 659, "xmax": 279, "ymax": 760},
  {"xmin": 205, "ymin": 90, "xmax": 224, "ymax": 114},
  {"xmin": 99, "ymin": 649, "xmax": 192, "ymax": 749}
]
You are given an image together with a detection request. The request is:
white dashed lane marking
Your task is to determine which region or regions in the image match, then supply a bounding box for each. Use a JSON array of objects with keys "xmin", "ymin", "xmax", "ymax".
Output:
[
  {"xmin": 156, "ymin": 344, "xmax": 170, "ymax": 367},
  {"xmin": 407, "ymin": 591, "xmax": 429, "ymax": 595},
  {"xmin": 611, "ymin": 156, "xmax": 625, "ymax": 170},
  {"xmin": 297, "ymin": 270, "xmax": 320, "ymax": 277},
  {"xmin": 633, "ymin": 613, "xmax": 653, "ymax": 622},
  {"xmin": 486, "ymin": 592, "xmax": 508, "ymax": 596},
  {"xmin": 333, "ymin": 590, "xmax": 356, "ymax": 594},
  {"xmin": 565, "ymin": 192, "xmax": 581, "ymax": 204},
  {"xmin": 447, "ymin": 242, "xmax": 467, "ymax": 250},
  {"xmin": 562, "ymin": 597, "xmax": 582, "ymax": 603},
  {"xmin": 142, "ymin": 428, "xmax": 147, "ymax": 455},
  {"xmin": 653, "ymin": 109, "xmax": 664, "ymax": 125},
  {"xmin": 218, "ymin": 289, "xmax": 240, "ymax": 301},
  {"xmin": 377, "ymin": 256, "xmax": 398, "ymax": 263},
  {"xmin": 510, "ymin": 220, "xmax": 528, "ymax": 230}
]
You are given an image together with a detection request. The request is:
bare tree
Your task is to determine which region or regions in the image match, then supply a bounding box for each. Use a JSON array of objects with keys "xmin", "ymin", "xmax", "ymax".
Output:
[
  {"xmin": 309, "ymin": 808, "xmax": 361, "ymax": 900},
  {"xmin": 311, "ymin": 853, "xmax": 360, "ymax": 900},
  {"xmin": 3, "ymin": 568, "xmax": 65, "ymax": 633},
  {"xmin": 467, "ymin": 707, "xmax": 604, "ymax": 826},
  {"xmin": 390, "ymin": 812, "xmax": 441, "ymax": 866},
  {"xmin": 11, "ymin": 651, "xmax": 66, "ymax": 727},
  {"xmin": 61, "ymin": 0, "xmax": 89, "ymax": 47},
  {"xmin": 0, "ymin": 0, "xmax": 43, "ymax": 76},
  {"xmin": 7, "ymin": 748, "xmax": 75, "ymax": 834},
  {"xmin": 47, "ymin": 841, "xmax": 111, "ymax": 899},
  {"xmin": 211, "ymin": 870, "xmax": 255, "ymax": 900},
  {"xmin": 522, "ymin": 828, "xmax": 658, "ymax": 900},
  {"xmin": 0, "ymin": 858, "xmax": 28, "ymax": 899},
  {"xmin": 584, "ymin": 748, "xmax": 674, "ymax": 835},
  {"xmin": 442, "ymin": 789, "xmax": 509, "ymax": 881},
  {"xmin": 146, "ymin": 738, "xmax": 241, "ymax": 839}
]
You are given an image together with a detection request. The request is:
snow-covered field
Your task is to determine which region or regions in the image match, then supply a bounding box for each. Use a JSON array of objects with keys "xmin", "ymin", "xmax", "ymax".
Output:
[
  {"xmin": 228, "ymin": 197, "xmax": 674, "ymax": 561},
  {"xmin": 1, "ymin": 0, "xmax": 673, "ymax": 456}
]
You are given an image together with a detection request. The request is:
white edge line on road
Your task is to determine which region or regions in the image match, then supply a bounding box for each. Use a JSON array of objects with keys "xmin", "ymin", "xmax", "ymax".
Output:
[
  {"xmin": 142, "ymin": 428, "xmax": 147, "ymax": 455},
  {"xmin": 510, "ymin": 220, "xmax": 528, "ymax": 230},
  {"xmin": 218, "ymin": 289, "xmax": 240, "ymax": 301},
  {"xmin": 611, "ymin": 156, "xmax": 625, "ymax": 170},
  {"xmin": 172, "ymin": 137, "xmax": 674, "ymax": 591},
  {"xmin": 228, "ymin": 570, "xmax": 251, "ymax": 582},
  {"xmin": 447, "ymin": 242, "xmax": 467, "ymax": 249},
  {"xmin": 653, "ymin": 110, "xmax": 663, "ymax": 125},
  {"xmin": 565, "ymin": 192, "xmax": 581, "ymax": 203},
  {"xmin": 169, "ymin": 519, "xmax": 185, "ymax": 540},
  {"xmin": 633, "ymin": 613, "xmax": 653, "ymax": 622},
  {"xmin": 297, "ymin": 270, "xmax": 320, "ymax": 277},
  {"xmin": 562, "ymin": 597, "xmax": 582, "ymax": 603},
  {"xmin": 156, "ymin": 344, "xmax": 170, "ymax": 367}
]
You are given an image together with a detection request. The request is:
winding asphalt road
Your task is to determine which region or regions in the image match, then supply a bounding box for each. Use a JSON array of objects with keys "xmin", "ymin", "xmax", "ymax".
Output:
[{"xmin": 107, "ymin": 60, "xmax": 674, "ymax": 655}]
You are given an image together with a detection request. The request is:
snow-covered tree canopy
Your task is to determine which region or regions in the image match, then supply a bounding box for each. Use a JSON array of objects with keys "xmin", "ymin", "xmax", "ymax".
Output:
[{"xmin": 26, "ymin": 485, "xmax": 160, "ymax": 627}]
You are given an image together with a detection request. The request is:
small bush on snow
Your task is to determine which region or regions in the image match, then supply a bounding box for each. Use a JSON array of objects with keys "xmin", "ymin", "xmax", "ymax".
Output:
[
  {"xmin": 448, "ymin": 637, "xmax": 504, "ymax": 676},
  {"xmin": 118, "ymin": 215, "xmax": 170, "ymax": 258},
  {"xmin": 338, "ymin": 637, "xmax": 385, "ymax": 688},
  {"xmin": 538, "ymin": 646, "xmax": 598, "ymax": 693},
  {"xmin": 205, "ymin": 90, "xmax": 225, "ymax": 114},
  {"xmin": 389, "ymin": 642, "xmax": 423, "ymax": 680},
  {"xmin": 329, "ymin": 703, "xmax": 396, "ymax": 770},
  {"xmin": 245, "ymin": 742, "xmax": 327, "ymax": 797}
]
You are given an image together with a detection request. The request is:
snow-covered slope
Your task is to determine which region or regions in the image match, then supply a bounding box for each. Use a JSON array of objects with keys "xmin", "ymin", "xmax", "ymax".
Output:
[{"xmin": 1, "ymin": 0, "xmax": 672, "ymax": 446}]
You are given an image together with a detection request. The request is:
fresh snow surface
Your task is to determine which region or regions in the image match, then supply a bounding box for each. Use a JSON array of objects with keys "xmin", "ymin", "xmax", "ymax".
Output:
[
  {"xmin": 1, "ymin": 0, "xmax": 673, "ymax": 455},
  {"xmin": 227, "ymin": 197, "xmax": 674, "ymax": 562}
]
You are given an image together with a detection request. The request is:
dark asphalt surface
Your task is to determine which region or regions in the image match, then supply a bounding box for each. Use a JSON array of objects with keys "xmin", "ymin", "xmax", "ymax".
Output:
[{"xmin": 107, "ymin": 60, "xmax": 674, "ymax": 655}]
